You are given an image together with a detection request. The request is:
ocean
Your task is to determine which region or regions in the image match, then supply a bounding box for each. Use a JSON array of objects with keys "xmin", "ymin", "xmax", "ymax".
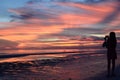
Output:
[{"xmin": 0, "ymin": 41, "xmax": 105, "ymax": 63}]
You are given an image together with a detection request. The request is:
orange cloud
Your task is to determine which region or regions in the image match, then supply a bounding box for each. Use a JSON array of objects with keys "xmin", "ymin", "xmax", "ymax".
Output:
[
  {"xmin": 0, "ymin": 1, "xmax": 119, "ymax": 49},
  {"xmin": 0, "ymin": 22, "xmax": 67, "ymax": 48},
  {"xmin": 60, "ymin": 2, "xmax": 115, "ymax": 24}
]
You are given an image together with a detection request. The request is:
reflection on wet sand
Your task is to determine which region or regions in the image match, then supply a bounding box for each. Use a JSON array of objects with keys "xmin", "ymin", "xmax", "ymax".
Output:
[
  {"xmin": 0, "ymin": 51, "xmax": 106, "ymax": 80},
  {"xmin": 0, "ymin": 58, "xmax": 64, "ymax": 75},
  {"xmin": 0, "ymin": 57, "xmax": 72, "ymax": 80}
]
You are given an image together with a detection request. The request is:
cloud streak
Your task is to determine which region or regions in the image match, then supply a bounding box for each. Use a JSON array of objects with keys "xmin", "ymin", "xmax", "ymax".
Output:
[
  {"xmin": 0, "ymin": 0, "xmax": 119, "ymax": 49},
  {"xmin": 99, "ymin": 0, "xmax": 120, "ymax": 24},
  {"xmin": 0, "ymin": 39, "xmax": 18, "ymax": 49}
]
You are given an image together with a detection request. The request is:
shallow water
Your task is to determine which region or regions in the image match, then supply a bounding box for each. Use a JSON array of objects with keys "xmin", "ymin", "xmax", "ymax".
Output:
[
  {"xmin": 0, "ymin": 41, "xmax": 105, "ymax": 63},
  {"xmin": 0, "ymin": 48, "xmax": 105, "ymax": 63}
]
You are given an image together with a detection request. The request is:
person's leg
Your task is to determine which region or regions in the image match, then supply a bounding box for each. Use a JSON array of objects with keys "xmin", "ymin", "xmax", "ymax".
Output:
[
  {"xmin": 107, "ymin": 59, "xmax": 111, "ymax": 76},
  {"xmin": 112, "ymin": 59, "xmax": 115, "ymax": 76}
]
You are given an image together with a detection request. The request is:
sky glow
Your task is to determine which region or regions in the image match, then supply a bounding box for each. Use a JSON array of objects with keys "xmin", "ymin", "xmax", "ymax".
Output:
[{"xmin": 0, "ymin": 0, "xmax": 120, "ymax": 49}]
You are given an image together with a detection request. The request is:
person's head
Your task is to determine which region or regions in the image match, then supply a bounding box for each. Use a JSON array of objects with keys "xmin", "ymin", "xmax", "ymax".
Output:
[{"xmin": 109, "ymin": 32, "xmax": 116, "ymax": 38}]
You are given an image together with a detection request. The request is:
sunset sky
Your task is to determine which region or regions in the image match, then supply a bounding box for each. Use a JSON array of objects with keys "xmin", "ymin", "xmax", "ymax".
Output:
[{"xmin": 0, "ymin": 0, "xmax": 120, "ymax": 49}]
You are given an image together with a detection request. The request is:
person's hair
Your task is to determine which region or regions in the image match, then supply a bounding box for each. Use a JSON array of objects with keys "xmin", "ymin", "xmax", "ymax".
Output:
[{"xmin": 109, "ymin": 32, "xmax": 116, "ymax": 43}]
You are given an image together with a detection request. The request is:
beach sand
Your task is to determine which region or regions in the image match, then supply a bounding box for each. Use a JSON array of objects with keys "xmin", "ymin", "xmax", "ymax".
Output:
[{"xmin": 0, "ymin": 52, "xmax": 120, "ymax": 80}]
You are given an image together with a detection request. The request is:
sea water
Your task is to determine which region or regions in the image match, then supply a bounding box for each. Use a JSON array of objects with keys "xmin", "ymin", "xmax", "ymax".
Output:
[{"xmin": 0, "ymin": 41, "xmax": 104, "ymax": 63}]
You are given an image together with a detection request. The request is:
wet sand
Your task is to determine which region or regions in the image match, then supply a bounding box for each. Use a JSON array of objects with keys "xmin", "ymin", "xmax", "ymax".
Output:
[{"xmin": 0, "ymin": 52, "xmax": 120, "ymax": 80}]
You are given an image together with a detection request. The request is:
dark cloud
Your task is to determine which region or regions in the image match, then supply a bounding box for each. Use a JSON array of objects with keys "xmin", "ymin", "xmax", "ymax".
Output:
[
  {"xmin": 10, "ymin": 13, "xmax": 33, "ymax": 19},
  {"xmin": 0, "ymin": 39, "xmax": 19, "ymax": 49},
  {"xmin": 49, "ymin": 27, "xmax": 105, "ymax": 41},
  {"xmin": 53, "ymin": 27, "xmax": 105, "ymax": 36},
  {"xmin": 9, "ymin": 5, "xmax": 64, "ymax": 26},
  {"xmin": 10, "ymin": 8, "xmax": 59, "ymax": 20}
]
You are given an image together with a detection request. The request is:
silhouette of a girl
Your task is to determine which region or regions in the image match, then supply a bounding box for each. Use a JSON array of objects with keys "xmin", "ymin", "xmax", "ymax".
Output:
[{"xmin": 107, "ymin": 32, "xmax": 117, "ymax": 77}]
